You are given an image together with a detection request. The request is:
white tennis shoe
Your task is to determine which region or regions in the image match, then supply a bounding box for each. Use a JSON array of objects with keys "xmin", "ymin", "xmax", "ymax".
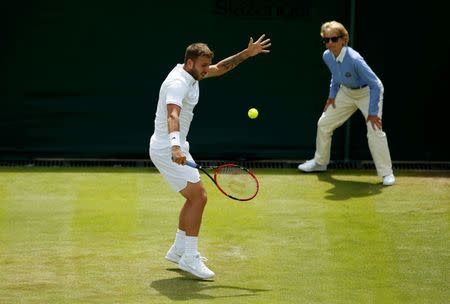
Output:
[
  {"xmin": 178, "ymin": 254, "xmax": 215, "ymax": 280},
  {"xmin": 165, "ymin": 245, "xmax": 207, "ymax": 264},
  {"xmin": 165, "ymin": 245, "xmax": 183, "ymax": 263},
  {"xmin": 298, "ymin": 159, "xmax": 327, "ymax": 172},
  {"xmin": 383, "ymin": 174, "xmax": 396, "ymax": 186}
]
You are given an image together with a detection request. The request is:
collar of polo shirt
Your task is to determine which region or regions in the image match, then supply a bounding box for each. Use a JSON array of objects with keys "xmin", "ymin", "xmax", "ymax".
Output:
[
  {"xmin": 335, "ymin": 46, "xmax": 347, "ymax": 63},
  {"xmin": 177, "ymin": 64, "xmax": 197, "ymax": 86}
]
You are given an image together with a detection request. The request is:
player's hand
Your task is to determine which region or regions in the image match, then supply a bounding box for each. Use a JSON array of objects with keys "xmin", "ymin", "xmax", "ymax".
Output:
[
  {"xmin": 324, "ymin": 98, "xmax": 335, "ymax": 111},
  {"xmin": 171, "ymin": 146, "xmax": 186, "ymax": 165},
  {"xmin": 367, "ymin": 115, "xmax": 382, "ymax": 130},
  {"xmin": 246, "ymin": 34, "xmax": 271, "ymax": 57}
]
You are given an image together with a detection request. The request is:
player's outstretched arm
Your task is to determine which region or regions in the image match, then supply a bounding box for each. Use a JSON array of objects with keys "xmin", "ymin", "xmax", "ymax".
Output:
[{"xmin": 206, "ymin": 34, "xmax": 271, "ymax": 78}]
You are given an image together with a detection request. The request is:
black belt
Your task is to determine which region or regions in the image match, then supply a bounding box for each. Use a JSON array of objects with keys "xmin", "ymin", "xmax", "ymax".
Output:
[{"xmin": 346, "ymin": 84, "xmax": 367, "ymax": 90}]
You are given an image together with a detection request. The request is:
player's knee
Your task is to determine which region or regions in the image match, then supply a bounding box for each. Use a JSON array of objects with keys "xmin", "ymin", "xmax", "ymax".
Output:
[
  {"xmin": 191, "ymin": 187, "xmax": 207, "ymax": 206},
  {"xmin": 199, "ymin": 190, "xmax": 208, "ymax": 206}
]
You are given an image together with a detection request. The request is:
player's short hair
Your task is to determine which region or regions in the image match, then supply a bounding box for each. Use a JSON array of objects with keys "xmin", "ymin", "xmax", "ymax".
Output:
[
  {"xmin": 184, "ymin": 43, "xmax": 214, "ymax": 63},
  {"xmin": 320, "ymin": 21, "xmax": 349, "ymax": 45}
]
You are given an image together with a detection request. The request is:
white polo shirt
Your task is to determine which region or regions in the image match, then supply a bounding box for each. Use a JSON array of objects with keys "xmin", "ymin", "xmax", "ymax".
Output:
[{"xmin": 150, "ymin": 64, "xmax": 199, "ymax": 150}]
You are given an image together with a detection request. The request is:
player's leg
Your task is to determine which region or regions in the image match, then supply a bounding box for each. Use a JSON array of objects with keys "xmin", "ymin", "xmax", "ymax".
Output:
[
  {"xmin": 178, "ymin": 181, "xmax": 207, "ymax": 236},
  {"xmin": 177, "ymin": 182, "xmax": 214, "ymax": 279},
  {"xmin": 165, "ymin": 182, "xmax": 206, "ymax": 264},
  {"xmin": 149, "ymin": 145, "xmax": 203, "ymax": 263}
]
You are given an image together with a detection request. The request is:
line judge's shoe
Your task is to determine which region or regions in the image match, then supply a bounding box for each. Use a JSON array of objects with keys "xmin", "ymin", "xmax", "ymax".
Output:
[
  {"xmin": 165, "ymin": 245, "xmax": 183, "ymax": 264},
  {"xmin": 298, "ymin": 159, "xmax": 327, "ymax": 172},
  {"xmin": 178, "ymin": 254, "xmax": 215, "ymax": 280},
  {"xmin": 383, "ymin": 174, "xmax": 395, "ymax": 186}
]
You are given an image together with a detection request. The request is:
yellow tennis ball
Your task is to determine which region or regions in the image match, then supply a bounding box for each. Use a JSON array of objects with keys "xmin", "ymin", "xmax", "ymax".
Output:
[{"xmin": 248, "ymin": 108, "xmax": 259, "ymax": 119}]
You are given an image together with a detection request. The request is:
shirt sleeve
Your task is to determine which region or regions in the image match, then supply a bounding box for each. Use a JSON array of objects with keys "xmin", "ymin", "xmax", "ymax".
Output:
[
  {"xmin": 328, "ymin": 74, "xmax": 340, "ymax": 99},
  {"xmin": 354, "ymin": 57, "xmax": 384, "ymax": 116},
  {"xmin": 164, "ymin": 80, "xmax": 188, "ymax": 107}
]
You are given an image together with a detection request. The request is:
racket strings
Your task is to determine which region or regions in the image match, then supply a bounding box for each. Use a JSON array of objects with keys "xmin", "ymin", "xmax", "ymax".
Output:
[{"xmin": 215, "ymin": 166, "xmax": 258, "ymax": 200}]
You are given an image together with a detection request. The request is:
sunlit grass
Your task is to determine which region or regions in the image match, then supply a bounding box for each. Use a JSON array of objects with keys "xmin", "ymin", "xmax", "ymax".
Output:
[{"xmin": 0, "ymin": 167, "xmax": 449, "ymax": 303}]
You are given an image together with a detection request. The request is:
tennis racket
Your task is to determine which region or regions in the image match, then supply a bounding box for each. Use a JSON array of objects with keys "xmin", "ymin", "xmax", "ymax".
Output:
[{"xmin": 185, "ymin": 160, "xmax": 259, "ymax": 201}]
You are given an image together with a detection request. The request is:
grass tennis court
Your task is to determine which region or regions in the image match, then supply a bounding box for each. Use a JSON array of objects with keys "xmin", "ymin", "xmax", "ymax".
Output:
[{"xmin": 0, "ymin": 167, "xmax": 448, "ymax": 303}]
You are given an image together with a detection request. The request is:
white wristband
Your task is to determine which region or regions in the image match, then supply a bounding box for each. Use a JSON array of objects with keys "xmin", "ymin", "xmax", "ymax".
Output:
[{"xmin": 169, "ymin": 131, "xmax": 180, "ymax": 147}]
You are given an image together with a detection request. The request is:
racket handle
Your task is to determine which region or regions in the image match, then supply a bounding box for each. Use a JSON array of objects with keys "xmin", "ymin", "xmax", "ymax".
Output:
[{"xmin": 185, "ymin": 160, "xmax": 198, "ymax": 168}]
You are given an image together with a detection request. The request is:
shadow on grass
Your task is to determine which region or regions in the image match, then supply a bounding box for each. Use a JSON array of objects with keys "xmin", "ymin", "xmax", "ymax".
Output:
[
  {"xmin": 150, "ymin": 268, "xmax": 270, "ymax": 301},
  {"xmin": 317, "ymin": 173, "xmax": 384, "ymax": 201}
]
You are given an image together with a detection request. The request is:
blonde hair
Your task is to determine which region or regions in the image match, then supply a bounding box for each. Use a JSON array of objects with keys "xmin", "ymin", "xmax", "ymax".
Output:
[
  {"xmin": 184, "ymin": 43, "xmax": 214, "ymax": 63},
  {"xmin": 320, "ymin": 21, "xmax": 349, "ymax": 45}
]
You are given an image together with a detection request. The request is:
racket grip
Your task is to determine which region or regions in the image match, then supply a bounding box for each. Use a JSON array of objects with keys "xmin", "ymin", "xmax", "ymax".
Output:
[{"xmin": 185, "ymin": 160, "xmax": 198, "ymax": 168}]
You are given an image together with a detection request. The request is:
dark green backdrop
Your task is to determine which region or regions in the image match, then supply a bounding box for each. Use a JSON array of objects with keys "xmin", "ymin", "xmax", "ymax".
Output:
[{"xmin": 1, "ymin": 1, "xmax": 449, "ymax": 161}]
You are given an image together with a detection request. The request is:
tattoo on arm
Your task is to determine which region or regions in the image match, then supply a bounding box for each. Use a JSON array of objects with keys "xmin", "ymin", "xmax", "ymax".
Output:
[{"xmin": 218, "ymin": 54, "xmax": 246, "ymax": 72}]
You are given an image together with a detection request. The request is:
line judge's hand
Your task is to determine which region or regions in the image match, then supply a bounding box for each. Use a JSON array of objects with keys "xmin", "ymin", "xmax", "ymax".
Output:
[
  {"xmin": 367, "ymin": 115, "xmax": 382, "ymax": 130},
  {"xmin": 324, "ymin": 98, "xmax": 335, "ymax": 112},
  {"xmin": 246, "ymin": 34, "xmax": 271, "ymax": 57}
]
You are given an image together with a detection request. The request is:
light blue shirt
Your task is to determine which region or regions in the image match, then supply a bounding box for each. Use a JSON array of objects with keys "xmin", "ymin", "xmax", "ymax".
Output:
[{"xmin": 323, "ymin": 46, "xmax": 383, "ymax": 115}]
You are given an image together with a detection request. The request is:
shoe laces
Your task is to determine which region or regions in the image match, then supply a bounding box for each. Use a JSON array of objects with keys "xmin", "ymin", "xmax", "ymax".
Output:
[
  {"xmin": 192, "ymin": 254, "xmax": 208, "ymax": 262},
  {"xmin": 191, "ymin": 253, "xmax": 208, "ymax": 262},
  {"xmin": 189, "ymin": 254, "xmax": 210, "ymax": 270}
]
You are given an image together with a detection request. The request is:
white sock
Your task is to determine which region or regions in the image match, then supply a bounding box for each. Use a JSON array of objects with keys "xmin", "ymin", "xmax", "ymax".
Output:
[
  {"xmin": 185, "ymin": 236, "xmax": 198, "ymax": 257},
  {"xmin": 174, "ymin": 228, "xmax": 185, "ymax": 251}
]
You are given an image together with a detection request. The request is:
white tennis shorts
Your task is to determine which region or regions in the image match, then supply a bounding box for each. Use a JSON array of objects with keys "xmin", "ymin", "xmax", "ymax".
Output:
[{"xmin": 149, "ymin": 141, "xmax": 200, "ymax": 192}]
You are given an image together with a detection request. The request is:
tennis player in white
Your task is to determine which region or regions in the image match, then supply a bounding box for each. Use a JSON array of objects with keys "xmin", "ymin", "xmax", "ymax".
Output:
[{"xmin": 149, "ymin": 35, "xmax": 271, "ymax": 279}]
